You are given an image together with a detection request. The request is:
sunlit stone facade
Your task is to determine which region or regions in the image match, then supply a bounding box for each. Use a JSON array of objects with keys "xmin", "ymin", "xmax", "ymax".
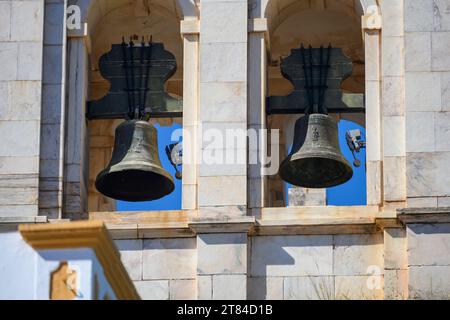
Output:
[{"xmin": 1, "ymin": 0, "xmax": 450, "ymax": 300}]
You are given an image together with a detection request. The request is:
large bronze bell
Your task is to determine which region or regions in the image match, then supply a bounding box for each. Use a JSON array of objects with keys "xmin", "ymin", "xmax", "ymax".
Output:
[
  {"xmin": 95, "ymin": 120, "xmax": 175, "ymax": 202},
  {"xmin": 279, "ymin": 113, "xmax": 353, "ymax": 188}
]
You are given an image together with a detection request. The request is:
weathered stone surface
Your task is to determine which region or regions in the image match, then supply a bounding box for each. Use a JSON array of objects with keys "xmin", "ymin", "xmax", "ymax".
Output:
[
  {"xmin": 406, "ymin": 112, "xmax": 435, "ymax": 152},
  {"xmin": 198, "ymin": 176, "xmax": 247, "ymax": 206},
  {"xmin": 200, "ymin": 82, "xmax": 246, "ymax": 122},
  {"xmin": 432, "ymin": 32, "xmax": 450, "ymax": 71},
  {"xmin": 335, "ymin": 275, "xmax": 384, "ymax": 300},
  {"xmin": 433, "ymin": 0, "xmax": 450, "ymax": 31},
  {"xmin": 384, "ymin": 228, "xmax": 407, "ymax": 270},
  {"xmin": 0, "ymin": 81, "xmax": 41, "ymax": 121},
  {"xmin": 143, "ymin": 238, "xmax": 196, "ymax": 280},
  {"xmin": 383, "ymin": 116, "xmax": 405, "ymax": 156},
  {"xmin": 407, "ymin": 223, "xmax": 450, "ymax": 266},
  {"xmin": 18, "ymin": 42, "xmax": 43, "ymax": 81},
  {"xmin": 383, "ymin": 156, "xmax": 407, "ymax": 201},
  {"xmin": 442, "ymin": 72, "xmax": 450, "ymax": 111},
  {"xmin": 212, "ymin": 275, "xmax": 246, "ymax": 300},
  {"xmin": 43, "ymin": 2, "xmax": 65, "ymax": 46},
  {"xmin": 0, "ymin": 121, "xmax": 40, "ymax": 157},
  {"xmin": 10, "ymin": 0, "xmax": 44, "ymax": 42},
  {"xmin": 333, "ymin": 234, "xmax": 384, "ymax": 275},
  {"xmin": 201, "ymin": 1, "xmax": 247, "ymax": 43},
  {"xmin": 198, "ymin": 275, "xmax": 212, "ymax": 300},
  {"xmin": 405, "ymin": 32, "xmax": 431, "ymax": 72},
  {"xmin": 0, "ymin": 43, "xmax": 18, "ymax": 81},
  {"xmin": 383, "ymin": 76, "xmax": 405, "ymax": 116},
  {"xmin": 407, "ymin": 152, "xmax": 450, "ymax": 197},
  {"xmin": 405, "ymin": 72, "xmax": 441, "ymax": 111},
  {"xmin": 409, "ymin": 266, "xmax": 450, "ymax": 299},
  {"xmin": 0, "ymin": 157, "xmax": 39, "ymax": 175},
  {"xmin": 170, "ymin": 279, "xmax": 196, "ymax": 300},
  {"xmin": 251, "ymin": 235, "xmax": 333, "ymax": 277},
  {"xmin": 404, "ymin": 0, "xmax": 434, "ymax": 32},
  {"xmin": 115, "ymin": 239, "xmax": 143, "ymax": 281},
  {"xmin": 407, "ymin": 197, "xmax": 438, "ymax": 208},
  {"xmin": 43, "ymin": 45, "xmax": 64, "ymax": 85},
  {"xmin": 134, "ymin": 280, "xmax": 169, "ymax": 300},
  {"xmin": 438, "ymin": 196, "xmax": 450, "ymax": 207},
  {"xmin": 248, "ymin": 277, "xmax": 283, "ymax": 300},
  {"xmin": 384, "ymin": 269, "xmax": 408, "ymax": 300},
  {"xmin": 284, "ymin": 276, "xmax": 334, "ymax": 300},
  {"xmin": 382, "ymin": 37, "xmax": 404, "ymax": 77},
  {"xmin": 0, "ymin": 2, "xmax": 11, "ymax": 41},
  {"xmin": 381, "ymin": 1, "xmax": 404, "ymax": 37},
  {"xmin": 200, "ymin": 43, "xmax": 247, "ymax": 82},
  {"xmin": 435, "ymin": 112, "xmax": 450, "ymax": 151},
  {"xmin": 197, "ymin": 233, "xmax": 247, "ymax": 275}
]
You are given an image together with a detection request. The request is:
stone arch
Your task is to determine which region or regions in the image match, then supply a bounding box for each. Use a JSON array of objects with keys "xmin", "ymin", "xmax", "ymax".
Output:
[
  {"xmin": 69, "ymin": 0, "xmax": 199, "ymax": 26},
  {"xmin": 262, "ymin": 0, "xmax": 381, "ymax": 207},
  {"xmin": 63, "ymin": 0, "xmax": 199, "ymax": 215}
]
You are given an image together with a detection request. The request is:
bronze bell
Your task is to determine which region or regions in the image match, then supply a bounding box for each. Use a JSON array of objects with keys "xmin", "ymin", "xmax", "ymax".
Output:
[
  {"xmin": 279, "ymin": 113, "xmax": 353, "ymax": 188},
  {"xmin": 95, "ymin": 120, "xmax": 175, "ymax": 202}
]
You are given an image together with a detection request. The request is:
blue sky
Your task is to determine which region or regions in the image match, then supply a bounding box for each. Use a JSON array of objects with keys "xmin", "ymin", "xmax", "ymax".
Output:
[{"xmin": 118, "ymin": 120, "xmax": 366, "ymax": 211}]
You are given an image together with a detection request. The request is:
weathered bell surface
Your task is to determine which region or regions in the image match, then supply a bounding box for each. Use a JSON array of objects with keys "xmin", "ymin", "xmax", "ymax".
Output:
[
  {"xmin": 279, "ymin": 113, "xmax": 353, "ymax": 188},
  {"xmin": 95, "ymin": 120, "xmax": 175, "ymax": 202}
]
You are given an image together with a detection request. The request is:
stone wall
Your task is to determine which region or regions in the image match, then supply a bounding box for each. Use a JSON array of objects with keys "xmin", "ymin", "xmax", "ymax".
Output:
[
  {"xmin": 0, "ymin": 0, "xmax": 45, "ymax": 217},
  {"xmin": 116, "ymin": 232, "xmax": 386, "ymax": 300},
  {"xmin": 407, "ymin": 223, "xmax": 450, "ymax": 299},
  {"xmin": 405, "ymin": 0, "xmax": 450, "ymax": 207},
  {"xmin": 116, "ymin": 238, "xmax": 197, "ymax": 300}
]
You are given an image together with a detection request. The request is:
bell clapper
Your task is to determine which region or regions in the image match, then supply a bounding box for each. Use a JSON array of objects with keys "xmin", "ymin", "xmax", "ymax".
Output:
[
  {"xmin": 346, "ymin": 129, "xmax": 366, "ymax": 168},
  {"xmin": 165, "ymin": 142, "xmax": 183, "ymax": 180}
]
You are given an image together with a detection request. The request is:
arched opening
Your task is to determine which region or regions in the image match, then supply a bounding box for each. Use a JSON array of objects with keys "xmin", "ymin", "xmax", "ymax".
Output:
[
  {"xmin": 85, "ymin": 0, "xmax": 184, "ymax": 212},
  {"xmin": 265, "ymin": 0, "xmax": 367, "ymax": 207}
]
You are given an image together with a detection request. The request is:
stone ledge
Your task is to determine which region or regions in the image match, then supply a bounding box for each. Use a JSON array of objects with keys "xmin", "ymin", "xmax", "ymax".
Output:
[
  {"xmin": 19, "ymin": 221, "xmax": 140, "ymax": 300},
  {"xmin": 189, "ymin": 216, "xmax": 255, "ymax": 234},
  {"xmin": 254, "ymin": 217, "xmax": 379, "ymax": 235},
  {"xmin": 397, "ymin": 207, "xmax": 450, "ymax": 224},
  {"xmin": 0, "ymin": 216, "xmax": 47, "ymax": 225},
  {"xmin": 88, "ymin": 207, "xmax": 407, "ymax": 238}
]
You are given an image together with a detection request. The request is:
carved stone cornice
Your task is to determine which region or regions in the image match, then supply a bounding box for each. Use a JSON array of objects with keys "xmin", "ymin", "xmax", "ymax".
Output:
[
  {"xmin": 19, "ymin": 221, "xmax": 140, "ymax": 300},
  {"xmin": 397, "ymin": 207, "xmax": 450, "ymax": 224}
]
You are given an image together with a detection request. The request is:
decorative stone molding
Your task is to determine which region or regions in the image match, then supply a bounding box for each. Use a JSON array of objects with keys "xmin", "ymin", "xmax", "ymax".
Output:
[
  {"xmin": 248, "ymin": 18, "xmax": 268, "ymax": 33},
  {"xmin": 0, "ymin": 216, "xmax": 47, "ymax": 225},
  {"xmin": 190, "ymin": 216, "xmax": 255, "ymax": 234},
  {"xmin": 19, "ymin": 221, "xmax": 140, "ymax": 300},
  {"xmin": 362, "ymin": 6, "xmax": 382, "ymax": 30},
  {"xmin": 397, "ymin": 207, "xmax": 450, "ymax": 224},
  {"xmin": 67, "ymin": 22, "xmax": 91, "ymax": 54},
  {"xmin": 181, "ymin": 19, "xmax": 200, "ymax": 35},
  {"xmin": 90, "ymin": 206, "xmax": 405, "ymax": 238}
]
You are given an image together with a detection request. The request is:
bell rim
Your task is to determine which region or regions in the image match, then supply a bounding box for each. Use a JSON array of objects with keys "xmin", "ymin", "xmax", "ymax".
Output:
[
  {"xmin": 278, "ymin": 155, "xmax": 354, "ymax": 189},
  {"xmin": 95, "ymin": 163, "xmax": 175, "ymax": 202}
]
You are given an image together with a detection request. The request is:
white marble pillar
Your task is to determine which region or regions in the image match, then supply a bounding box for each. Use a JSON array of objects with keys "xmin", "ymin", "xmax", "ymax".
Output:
[
  {"xmin": 248, "ymin": 20, "xmax": 268, "ymax": 209},
  {"xmin": 64, "ymin": 28, "xmax": 89, "ymax": 219},
  {"xmin": 39, "ymin": 0, "xmax": 67, "ymax": 220},
  {"xmin": 380, "ymin": 1, "xmax": 407, "ymax": 206},
  {"xmin": 363, "ymin": 8, "xmax": 383, "ymax": 206},
  {"xmin": 181, "ymin": 20, "xmax": 200, "ymax": 210},
  {"xmin": 197, "ymin": 0, "xmax": 249, "ymax": 215}
]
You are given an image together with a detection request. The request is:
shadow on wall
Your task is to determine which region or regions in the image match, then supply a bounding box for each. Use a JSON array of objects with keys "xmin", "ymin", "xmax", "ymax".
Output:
[{"xmin": 248, "ymin": 233, "xmax": 383, "ymax": 300}]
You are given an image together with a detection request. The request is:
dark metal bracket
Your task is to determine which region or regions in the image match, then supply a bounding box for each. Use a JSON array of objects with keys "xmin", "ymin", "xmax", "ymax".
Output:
[
  {"xmin": 86, "ymin": 38, "xmax": 183, "ymax": 120},
  {"xmin": 267, "ymin": 45, "xmax": 365, "ymax": 115}
]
